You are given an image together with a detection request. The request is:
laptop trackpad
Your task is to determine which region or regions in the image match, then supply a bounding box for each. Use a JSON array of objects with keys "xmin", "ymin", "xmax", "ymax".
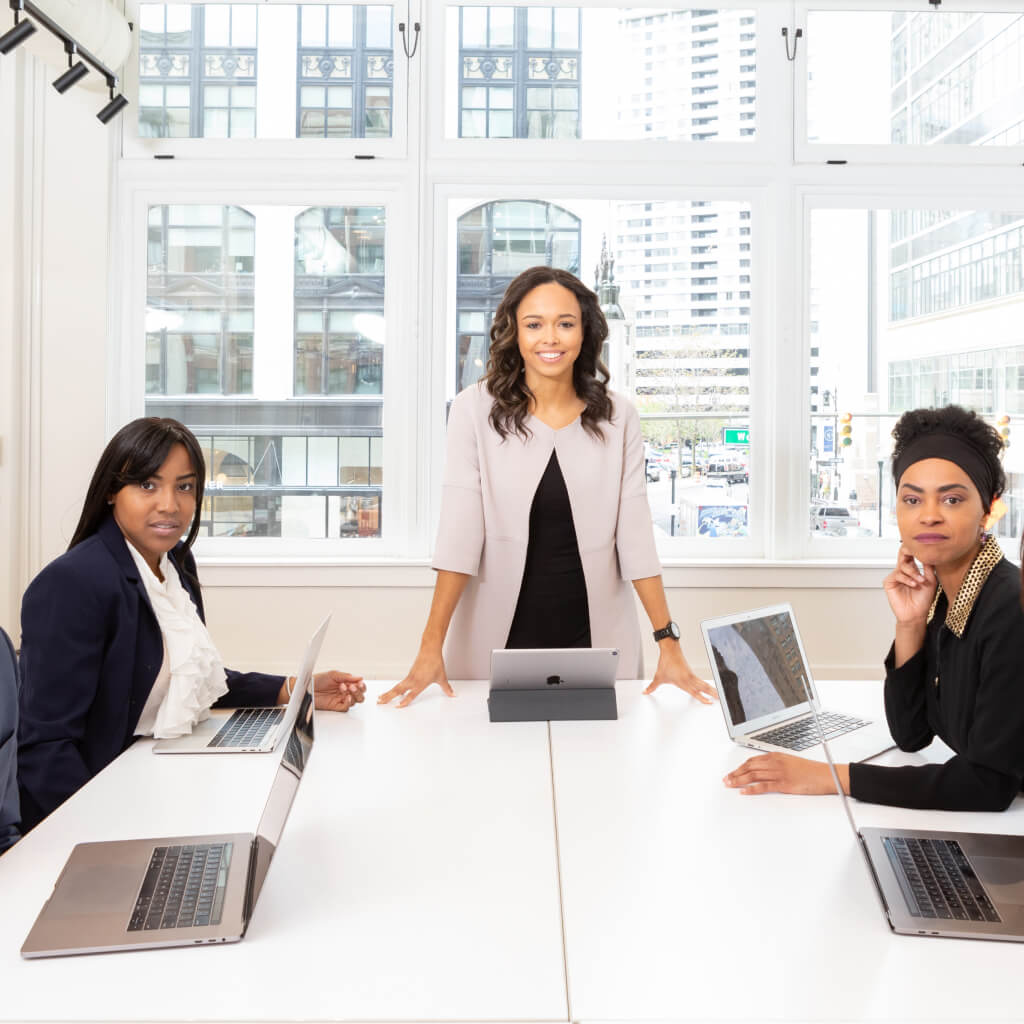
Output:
[
  {"xmin": 55, "ymin": 863, "xmax": 139, "ymax": 915},
  {"xmin": 972, "ymin": 857, "xmax": 1024, "ymax": 905}
]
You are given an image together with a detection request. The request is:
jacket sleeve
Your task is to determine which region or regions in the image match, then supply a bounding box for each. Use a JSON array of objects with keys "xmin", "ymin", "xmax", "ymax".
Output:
[
  {"xmin": 17, "ymin": 562, "xmax": 104, "ymax": 827},
  {"xmin": 0, "ymin": 630, "xmax": 19, "ymax": 853},
  {"xmin": 216, "ymin": 670, "xmax": 285, "ymax": 709},
  {"xmin": 614, "ymin": 399, "xmax": 662, "ymax": 581},
  {"xmin": 175, "ymin": 547, "xmax": 285, "ymax": 708},
  {"xmin": 881, "ymin": 642, "xmax": 934, "ymax": 752},
  {"xmin": 850, "ymin": 618, "xmax": 1024, "ymax": 811},
  {"xmin": 432, "ymin": 389, "xmax": 485, "ymax": 576}
]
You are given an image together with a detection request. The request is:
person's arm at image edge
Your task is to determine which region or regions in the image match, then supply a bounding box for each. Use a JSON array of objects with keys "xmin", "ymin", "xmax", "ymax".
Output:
[{"xmin": 17, "ymin": 566, "xmax": 105, "ymax": 826}]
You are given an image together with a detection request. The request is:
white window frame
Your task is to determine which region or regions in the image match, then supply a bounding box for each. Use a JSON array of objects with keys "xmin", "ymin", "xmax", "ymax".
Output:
[
  {"xmin": 426, "ymin": 0, "xmax": 785, "ymax": 166},
  {"xmin": 109, "ymin": 0, "xmax": 1024, "ymax": 573},
  {"xmin": 427, "ymin": 181, "xmax": 773, "ymax": 560},
  {"xmin": 121, "ymin": 0, "xmax": 411, "ymax": 161},
  {"xmin": 793, "ymin": 0, "xmax": 1024, "ymax": 166},
  {"xmin": 110, "ymin": 165, "xmax": 424, "ymax": 562},
  {"xmin": 796, "ymin": 179, "xmax": 1024, "ymax": 561}
]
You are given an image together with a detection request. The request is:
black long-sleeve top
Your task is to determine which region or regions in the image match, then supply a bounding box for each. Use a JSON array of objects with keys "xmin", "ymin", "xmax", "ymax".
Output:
[{"xmin": 849, "ymin": 540, "xmax": 1024, "ymax": 812}]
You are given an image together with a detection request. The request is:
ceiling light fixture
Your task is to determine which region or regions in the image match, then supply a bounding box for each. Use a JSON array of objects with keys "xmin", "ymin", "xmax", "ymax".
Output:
[
  {"xmin": 52, "ymin": 42, "xmax": 89, "ymax": 93},
  {"xmin": 0, "ymin": 2, "xmax": 35, "ymax": 55},
  {"xmin": 96, "ymin": 80, "xmax": 128, "ymax": 124},
  {"xmin": 2, "ymin": 0, "xmax": 129, "ymax": 127}
]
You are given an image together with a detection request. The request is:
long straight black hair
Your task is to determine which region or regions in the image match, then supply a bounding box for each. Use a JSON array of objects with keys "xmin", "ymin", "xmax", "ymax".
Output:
[{"xmin": 69, "ymin": 417, "xmax": 207, "ymax": 553}]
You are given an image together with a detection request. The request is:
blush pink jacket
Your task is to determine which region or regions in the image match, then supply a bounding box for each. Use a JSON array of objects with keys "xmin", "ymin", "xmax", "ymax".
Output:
[{"xmin": 432, "ymin": 382, "xmax": 662, "ymax": 680}]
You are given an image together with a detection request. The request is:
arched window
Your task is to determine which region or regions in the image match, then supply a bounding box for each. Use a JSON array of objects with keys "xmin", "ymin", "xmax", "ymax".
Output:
[{"xmin": 454, "ymin": 199, "xmax": 581, "ymax": 393}]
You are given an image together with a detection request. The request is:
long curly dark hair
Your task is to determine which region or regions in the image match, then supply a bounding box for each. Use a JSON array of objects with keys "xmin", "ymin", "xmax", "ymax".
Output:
[{"xmin": 481, "ymin": 266, "xmax": 613, "ymax": 441}]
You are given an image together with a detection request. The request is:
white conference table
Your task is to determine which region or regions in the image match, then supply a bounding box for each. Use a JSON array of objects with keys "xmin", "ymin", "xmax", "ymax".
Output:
[
  {"xmin": 0, "ymin": 684, "xmax": 567, "ymax": 1023},
  {"xmin": 1, "ymin": 679, "xmax": 1022, "ymax": 1024},
  {"xmin": 551, "ymin": 679, "xmax": 1024, "ymax": 1024}
]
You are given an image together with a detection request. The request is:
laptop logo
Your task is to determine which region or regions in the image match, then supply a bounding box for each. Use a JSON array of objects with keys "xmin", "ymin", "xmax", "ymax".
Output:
[{"xmin": 546, "ymin": 675, "xmax": 562, "ymax": 686}]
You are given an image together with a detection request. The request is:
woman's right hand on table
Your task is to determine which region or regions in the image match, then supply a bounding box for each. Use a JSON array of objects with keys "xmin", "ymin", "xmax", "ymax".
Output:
[{"xmin": 378, "ymin": 646, "xmax": 455, "ymax": 708}]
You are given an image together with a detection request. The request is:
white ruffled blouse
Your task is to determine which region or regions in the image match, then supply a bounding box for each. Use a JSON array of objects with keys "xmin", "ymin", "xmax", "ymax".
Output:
[{"xmin": 127, "ymin": 544, "xmax": 229, "ymax": 738}]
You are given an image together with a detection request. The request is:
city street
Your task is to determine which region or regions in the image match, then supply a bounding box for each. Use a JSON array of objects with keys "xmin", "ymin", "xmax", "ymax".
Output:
[{"xmin": 645, "ymin": 472, "xmax": 899, "ymax": 540}]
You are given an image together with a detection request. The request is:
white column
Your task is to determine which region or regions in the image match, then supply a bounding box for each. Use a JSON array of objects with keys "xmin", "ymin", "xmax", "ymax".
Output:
[
  {"xmin": 257, "ymin": 5, "xmax": 299, "ymax": 139},
  {"xmin": 252, "ymin": 206, "xmax": 301, "ymax": 400}
]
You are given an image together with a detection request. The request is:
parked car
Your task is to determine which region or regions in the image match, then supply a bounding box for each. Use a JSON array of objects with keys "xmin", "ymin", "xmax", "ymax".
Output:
[
  {"xmin": 646, "ymin": 461, "xmax": 661, "ymax": 483},
  {"xmin": 810, "ymin": 505, "xmax": 859, "ymax": 532},
  {"xmin": 706, "ymin": 460, "xmax": 748, "ymax": 484}
]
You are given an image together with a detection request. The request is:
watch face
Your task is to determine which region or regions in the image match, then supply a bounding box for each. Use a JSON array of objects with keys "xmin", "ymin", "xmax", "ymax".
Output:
[{"xmin": 669, "ymin": 621, "xmax": 681, "ymax": 640}]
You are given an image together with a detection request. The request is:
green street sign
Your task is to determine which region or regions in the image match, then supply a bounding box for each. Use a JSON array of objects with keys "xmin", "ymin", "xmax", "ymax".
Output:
[{"xmin": 723, "ymin": 428, "xmax": 750, "ymax": 445}]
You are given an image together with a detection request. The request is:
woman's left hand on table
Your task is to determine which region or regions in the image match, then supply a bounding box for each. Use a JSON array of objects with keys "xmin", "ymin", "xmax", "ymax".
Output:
[{"xmin": 643, "ymin": 645, "xmax": 718, "ymax": 704}]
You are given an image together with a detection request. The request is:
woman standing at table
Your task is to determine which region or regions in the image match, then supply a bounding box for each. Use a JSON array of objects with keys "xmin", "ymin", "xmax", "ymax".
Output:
[
  {"xmin": 724, "ymin": 405, "xmax": 1024, "ymax": 811},
  {"xmin": 379, "ymin": 266, "xmax": 715, "ymax": 707},
  {"xmin": 17, "ymin": 418, "xmax": 365, "ymax": 831}
]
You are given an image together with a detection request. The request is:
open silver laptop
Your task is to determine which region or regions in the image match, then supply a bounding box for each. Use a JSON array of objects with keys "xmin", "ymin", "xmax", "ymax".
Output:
[
  {"xmin": 153, "ymin": 616, "xmax": 329, "ymax": 754},
  {"xmin": 21, "ymin": 673, "xmax": 315, "ymax": 958},
  {"xmin": 701, "ymin": 604, "xmax": 893, "ymax": 763},
  {"xmin": 807, "ymin": 679, "xmax": 1024, "ymax": 941},
  {"xmin": 490, "ymin": 648, "xmax": 619, "ymax": 690}
]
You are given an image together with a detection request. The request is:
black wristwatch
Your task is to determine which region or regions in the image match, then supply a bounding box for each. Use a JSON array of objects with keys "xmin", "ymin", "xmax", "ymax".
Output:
[{"xmin": 653, "ymin": 621, "xmax": 681, "ymax": 642}]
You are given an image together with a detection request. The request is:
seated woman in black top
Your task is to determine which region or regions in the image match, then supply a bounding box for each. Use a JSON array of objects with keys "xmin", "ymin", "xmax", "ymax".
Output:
[
  {"xmin": 725, "ymin": 405, "xmax": 1024, "ymax": 811},
  {"xmin": 18, "ymin": 418, "xmax": 365, "ymax": 831}
]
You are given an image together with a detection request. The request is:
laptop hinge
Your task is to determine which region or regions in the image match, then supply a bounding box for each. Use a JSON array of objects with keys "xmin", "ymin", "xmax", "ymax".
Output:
[
  {"xmin": 858, "ymin": 832, "xmax": 893, "ymax": 922},
  {"xmin": 241, "ymin": 836, "xmax": 260, "ymax": 932}
]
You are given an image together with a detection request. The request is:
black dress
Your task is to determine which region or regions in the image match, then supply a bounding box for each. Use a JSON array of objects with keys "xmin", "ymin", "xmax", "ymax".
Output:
[{"xmin": 506, "ymin": 452, "xmax": 592, "ymax": 649}]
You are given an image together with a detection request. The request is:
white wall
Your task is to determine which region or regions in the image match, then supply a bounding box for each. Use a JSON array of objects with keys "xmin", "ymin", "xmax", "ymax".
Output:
[
  {"xmin": 0, "ymin": 50, "xmax": 113, "ymax": 638},
  {"xmin": 198, "ymin": 565, "xmax": 895, "ymax": 682}
]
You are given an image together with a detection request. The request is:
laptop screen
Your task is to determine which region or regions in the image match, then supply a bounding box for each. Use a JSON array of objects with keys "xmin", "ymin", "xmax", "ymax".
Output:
[{"xmin": 705, "ymin": 608, "xmax": 812, "ymax": 729}]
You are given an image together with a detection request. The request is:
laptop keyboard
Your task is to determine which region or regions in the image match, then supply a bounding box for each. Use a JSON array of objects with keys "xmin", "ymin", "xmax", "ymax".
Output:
[
  {"xmin": 883, "ymin": 836, "xmax": 1001, "ymax": 923},
  {"xmin": 128, "ymin": 843, "xmax": 233, "ymax": 931},
  {"xmin": 754, "ymin": 711, "xmax": 869, "ymax": 751},
  {"xmin": 207, "ymin": 707, "xmax": 284, "ymax": 748}
]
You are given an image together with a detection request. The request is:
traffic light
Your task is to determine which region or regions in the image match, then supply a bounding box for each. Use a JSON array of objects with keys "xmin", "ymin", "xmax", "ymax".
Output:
[
  {"xmin": 839, "ymin": 412, "xmax": 853, "ymax": 448},
  {"xmin": 998, "ymin": 414, "xmax": 1011, "ymax": 449}
]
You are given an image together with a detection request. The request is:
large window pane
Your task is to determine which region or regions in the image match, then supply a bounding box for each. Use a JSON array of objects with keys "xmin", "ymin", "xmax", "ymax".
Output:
[
  {"xmin": 138, "ymin": 3, "xmax": 394, "ymax": 140},
  {"xmin": 450, "ymin": 7, "xmax": 757, "ymax": 142},
  {"xmin": 451, "ymin": 196, "xmax": 753, "ymax": 542},
  {"xmin": 146, "ymin": 203, "xmax": 384, "ymax": 540},
  {"xmin": 809, "ymin": 207, "xmax": 1024, "ymax": 544},
  {"xmin": 807, "ymin": 11, "xmax": 1024, "ymax": 147}
]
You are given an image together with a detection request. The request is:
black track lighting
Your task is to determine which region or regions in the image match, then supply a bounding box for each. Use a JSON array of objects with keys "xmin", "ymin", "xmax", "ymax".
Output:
[
  {"xmin": 0, "ymin": 14, "xmax": 35, "ymax": 55},
  {"xmin": 53, "ymin": 44, "xmax": 88, "ymax": 93},
  {"xmin": 97, "ymin": 87, "xmax": 128, "ymax": 124},
  {"xmin": 4, "ymin": 0, "xmax": 127, "ymax": 127}
]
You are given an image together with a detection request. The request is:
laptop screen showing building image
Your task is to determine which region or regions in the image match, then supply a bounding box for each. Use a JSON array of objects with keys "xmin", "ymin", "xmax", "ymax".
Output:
[{"xmin": 701, "ymin": 604, "xmax": 893, "ymax": 763}]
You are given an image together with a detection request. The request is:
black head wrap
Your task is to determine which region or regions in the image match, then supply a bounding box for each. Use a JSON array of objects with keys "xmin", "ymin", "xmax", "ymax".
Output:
[{"xmin": 892, "ymin": 432, "xmax": 998, "ymax": 507}]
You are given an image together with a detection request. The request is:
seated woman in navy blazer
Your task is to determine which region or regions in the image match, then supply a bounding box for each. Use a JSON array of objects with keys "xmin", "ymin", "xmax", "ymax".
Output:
[{"xmin": 17, "ymin": 417, "xmax": 365, "ymax": 831}]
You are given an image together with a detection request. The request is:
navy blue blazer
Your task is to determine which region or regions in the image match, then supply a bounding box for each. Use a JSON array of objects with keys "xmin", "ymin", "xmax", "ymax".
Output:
[
  {"xmin": 0, "ymin": 627, "xmax": 19, "ymax": 853},
  {"xmin": 17, "ymin": 514, "xmax": 283, "ymax": 831}
]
